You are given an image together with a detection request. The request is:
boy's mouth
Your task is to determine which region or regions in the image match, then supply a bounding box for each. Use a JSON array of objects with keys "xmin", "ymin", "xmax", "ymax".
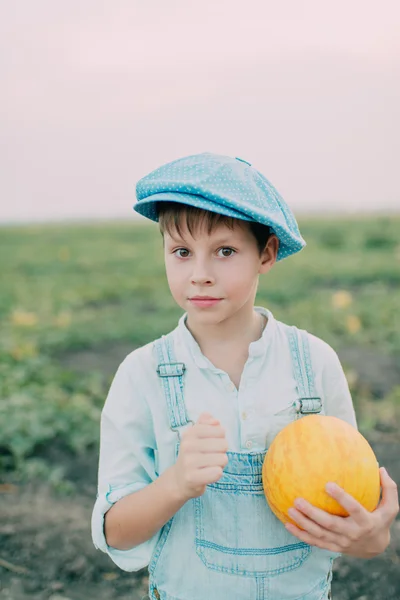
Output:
[{"xmin": 189, "ymin": 296, "xmax": 223, "ymax": 307}]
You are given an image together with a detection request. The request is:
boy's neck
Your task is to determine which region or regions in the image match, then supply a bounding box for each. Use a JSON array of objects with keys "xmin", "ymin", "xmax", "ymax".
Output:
[{"xmin": 185, "ymin": 308, "xmax": 266, "ymax": 354}]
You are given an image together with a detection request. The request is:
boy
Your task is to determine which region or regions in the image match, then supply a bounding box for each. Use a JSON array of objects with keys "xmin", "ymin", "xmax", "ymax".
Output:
[{"xmin": 91, "ymin": 153, "xmax": 398, "ymax": 599}]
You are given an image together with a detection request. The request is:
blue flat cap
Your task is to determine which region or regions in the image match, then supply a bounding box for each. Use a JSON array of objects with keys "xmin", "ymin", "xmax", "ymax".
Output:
[{"xmin": 134, "ymin": 152, "xmax": 305, "ymax": 261}]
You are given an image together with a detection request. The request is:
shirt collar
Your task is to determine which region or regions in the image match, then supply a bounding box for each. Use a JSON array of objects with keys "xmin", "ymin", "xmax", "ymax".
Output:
[{"xmin": 175, "ymin": 306, "xmax": 276, "ymax": 370}]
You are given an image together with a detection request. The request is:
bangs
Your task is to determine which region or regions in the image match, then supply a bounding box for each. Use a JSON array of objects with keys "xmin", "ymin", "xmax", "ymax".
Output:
[
  {"xmin": 157, "ymin": 201, "xmax": 272, "ymax": 255},
  {"xmin": 158, "ymin": 202, "xmax": 236, "ymax": 239}
]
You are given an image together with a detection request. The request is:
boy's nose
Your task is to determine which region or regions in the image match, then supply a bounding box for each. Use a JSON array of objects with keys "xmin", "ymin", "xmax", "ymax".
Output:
[
  {"xmin": 190, "ymin": 262, "xmax": 214, "ymax": 286},
  {"xmin": 191, "ymin": 275, "xmax": 214, "ymax": 285},
  {"xmin": 191, "ymin": 272, "xmax": 214, "ymax": 285}
]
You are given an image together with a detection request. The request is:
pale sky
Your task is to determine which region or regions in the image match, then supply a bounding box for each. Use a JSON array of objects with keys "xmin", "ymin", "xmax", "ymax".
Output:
[{"xmin": 1, "ymin": 1, "xmax": 400, "ymax": 223}]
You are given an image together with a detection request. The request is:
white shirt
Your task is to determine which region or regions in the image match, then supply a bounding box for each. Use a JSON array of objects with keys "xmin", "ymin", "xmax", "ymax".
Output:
[{"xmin": 91, "ymin": 306, "xmax": 357, "ymax": 572}]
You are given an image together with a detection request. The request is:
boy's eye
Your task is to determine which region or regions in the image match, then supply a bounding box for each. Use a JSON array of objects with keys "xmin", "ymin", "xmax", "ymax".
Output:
[
  {"xmin": 217, "ymin": 247, "xmax": 236, "ymax": 258},
  {"xmin": 174, "ymin": 248, "xmax": 191, "ymax": 258}
]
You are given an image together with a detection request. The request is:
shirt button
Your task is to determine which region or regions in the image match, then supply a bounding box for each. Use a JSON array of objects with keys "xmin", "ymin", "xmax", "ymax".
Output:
[
  {"xmin": 245, "ymin": 440, "xmax": 253, "ymax": 449},
  {"xmin": 241, "ymin": 412, "xmax": 247, "ymax": 420},
  {"xmin": 227, "ymin": 382, "xmax": 236, "ymax": 392}
]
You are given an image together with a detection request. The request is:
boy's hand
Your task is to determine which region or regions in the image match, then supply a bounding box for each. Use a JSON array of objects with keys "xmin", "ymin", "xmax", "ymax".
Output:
[
  {"xmin": 285, "ymin": 467, "xmax": 399, "ymax": 558},
  {"xmin": 171, "ymin": 412, "xmax": 229, "ymax": 501}
]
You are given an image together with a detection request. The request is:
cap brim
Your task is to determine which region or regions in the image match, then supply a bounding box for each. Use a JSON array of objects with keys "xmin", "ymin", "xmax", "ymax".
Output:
[
  {"xmin": 133, "ymin": 191, "xmax": 306, "ymax": 262},
  {"xmin": 133, "ymin": 192, "xmax": 254, "ymax": 223}
]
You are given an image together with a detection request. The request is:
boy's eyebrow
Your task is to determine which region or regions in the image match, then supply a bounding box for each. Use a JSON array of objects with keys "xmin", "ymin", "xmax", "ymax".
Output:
[
  {"xmin": 165, "ymin": 231, "xmax": 187, "ymax": 243},
  {"xmin": 210, "ymin": 236, "xmax": 239, "ymax": 246}
]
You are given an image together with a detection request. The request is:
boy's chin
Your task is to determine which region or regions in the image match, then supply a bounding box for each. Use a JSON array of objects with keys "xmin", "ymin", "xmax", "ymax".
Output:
[{"xmin": 185, "ymin": 306, "xmax": 232, "ymax": 327}]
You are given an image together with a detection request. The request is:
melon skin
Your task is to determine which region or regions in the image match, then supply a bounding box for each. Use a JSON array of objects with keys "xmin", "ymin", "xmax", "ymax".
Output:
[{"xmin": 262, "ymin": 415, "xmax": 381, "ymax": 525}]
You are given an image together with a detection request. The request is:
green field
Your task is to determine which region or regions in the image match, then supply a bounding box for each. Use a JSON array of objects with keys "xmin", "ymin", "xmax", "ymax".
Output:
[{"xmin": 1, "ymin": 216, "xmax": 400, "ymax": 481}]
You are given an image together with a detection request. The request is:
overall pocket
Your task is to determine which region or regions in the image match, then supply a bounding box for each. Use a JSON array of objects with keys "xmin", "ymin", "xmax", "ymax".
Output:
[{"xmin": 194, "ymin": 450, "xmax": 311, "ymax": 577}]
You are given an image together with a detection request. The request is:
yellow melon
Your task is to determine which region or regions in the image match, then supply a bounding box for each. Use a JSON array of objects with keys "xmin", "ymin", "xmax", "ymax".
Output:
[{"xmin": 262, "ymin": 415, "xmax": 381, "ymax": 525}]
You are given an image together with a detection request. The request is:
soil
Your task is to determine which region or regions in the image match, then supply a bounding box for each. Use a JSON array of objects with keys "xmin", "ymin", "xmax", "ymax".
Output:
[
  {"xmin": 1, "ymin": 433, "xmax": 399, "ymax": 600},
  {"xmin": 1, "ymin": 344, "xmax": 399, "ymax": 600}
]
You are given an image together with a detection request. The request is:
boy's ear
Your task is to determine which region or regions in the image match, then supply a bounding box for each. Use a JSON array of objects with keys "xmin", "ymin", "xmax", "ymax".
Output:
[{"xmin": 260, "ymin": 235, "xmax": 279, "ymax": 273}]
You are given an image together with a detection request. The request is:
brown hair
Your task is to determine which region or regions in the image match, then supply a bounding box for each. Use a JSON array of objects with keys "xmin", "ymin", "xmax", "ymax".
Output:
[{"xmin": 158, "ymin": 202, "xmax": 272, "ymax": 256}]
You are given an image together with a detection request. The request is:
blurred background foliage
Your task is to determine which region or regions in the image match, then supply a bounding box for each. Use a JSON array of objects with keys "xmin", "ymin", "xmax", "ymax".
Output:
[{"xmin": 1, "ymin": 216, "xmax": 399, "ymax": 481}]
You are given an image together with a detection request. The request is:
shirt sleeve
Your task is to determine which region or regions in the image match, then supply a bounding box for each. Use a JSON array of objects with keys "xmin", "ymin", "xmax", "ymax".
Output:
[
  {"xmin": 91, "ymin": 352, "xmax": 160, "ymax": 572},
  {"xmin": 308, "ymin": 334, "xmax": 358, "ymax": 429}
]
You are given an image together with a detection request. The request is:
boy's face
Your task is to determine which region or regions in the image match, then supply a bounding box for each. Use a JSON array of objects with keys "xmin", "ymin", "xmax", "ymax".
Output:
[{"xmin": 163, "ymin": 216, "xmax": 278, "ymax": 327}]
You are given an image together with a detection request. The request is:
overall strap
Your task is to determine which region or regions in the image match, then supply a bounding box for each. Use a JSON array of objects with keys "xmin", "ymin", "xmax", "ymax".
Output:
[
  {"xmin": 285, "ymin": 325, "xmax": 322, "ymax": 415},
  {"xmin": 154, "ymin": 333, "xmax": 191, "ymax": 432}
]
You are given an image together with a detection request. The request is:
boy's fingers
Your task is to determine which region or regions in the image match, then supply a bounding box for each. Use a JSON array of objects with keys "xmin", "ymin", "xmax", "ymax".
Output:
[
  {"xmin": 195, "ymin": 466, "xmax": 224, "ymax": 485},
  {"xmin": 196, "ymin": 424, "xmax": 226, "ymax": 439},
  {"xmin": 325, "ymin": 483, "xmax": 369, "ymax": 527},
  {"xmin": 197, "ymin": 412, "xmax": 219, "ymax": 425},
  {"xmin": 379, "ymin": 467, "xmax": 399, "ymax": 524},
  {"xmin": 194, "ymin": 453, "xmax": 229, "ymax": 469},
  {"xmin": 196, "ymin": 438, "xmax": 229, "ymax": 453}
]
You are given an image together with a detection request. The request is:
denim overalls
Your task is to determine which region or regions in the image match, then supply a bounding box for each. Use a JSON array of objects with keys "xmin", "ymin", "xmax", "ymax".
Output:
[{"xmin": 149, "ymin": 324, "xmax": 336, "ymax": 600}]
